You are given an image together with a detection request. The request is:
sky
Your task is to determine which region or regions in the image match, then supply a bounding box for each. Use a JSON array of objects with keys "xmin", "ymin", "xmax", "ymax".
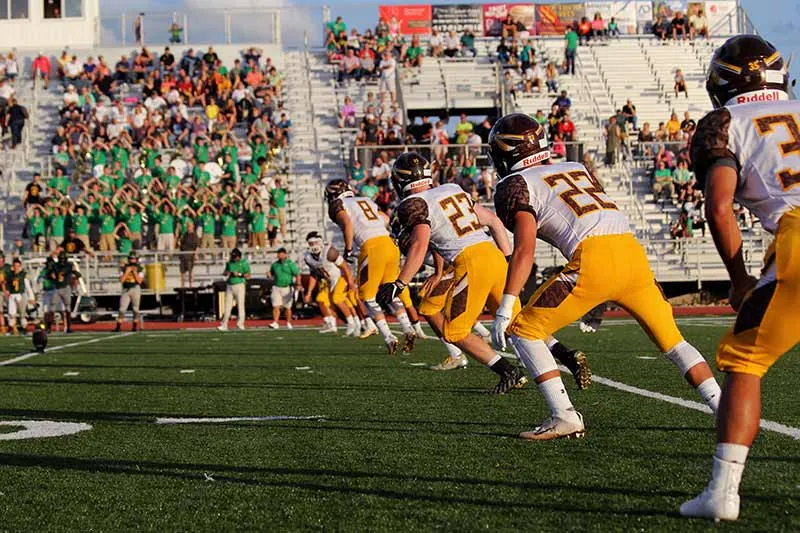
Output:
[{"xmin": 99, "ymin": 0, "xmax": 799, "ymax": 85}]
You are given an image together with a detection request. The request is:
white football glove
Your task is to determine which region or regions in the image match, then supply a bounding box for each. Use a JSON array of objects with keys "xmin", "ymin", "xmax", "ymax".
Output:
[{"xmin": 491, "ymin": 294, "xmax": 516, "ymax": 351}]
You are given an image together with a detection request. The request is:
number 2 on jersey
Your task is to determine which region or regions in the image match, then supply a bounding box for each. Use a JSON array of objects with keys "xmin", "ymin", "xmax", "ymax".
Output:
[
  {"xmin": 439, "ymin": 192, "xmax": 482, "ymax": 236},
  {"xmin": 753, "ymin": 113, "xmax": 800, "ymax": 190},
  {"xmin": 543, "ymin": 170, "xmax": 617, "ymax": 216}
]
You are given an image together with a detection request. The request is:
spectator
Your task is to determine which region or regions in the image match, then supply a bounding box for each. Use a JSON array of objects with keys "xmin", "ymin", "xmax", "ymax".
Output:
[
  {"xmin": 653, "ymin": 15, "xmax": 669, "ymax": 41},
  {"xmin": 673, "ymin": 160, "xmax": 695, "ymax": 202},
  {"xmin": 168, "ymin": 22, "xmax": 183, "ymax": 43},
  {"xmin": 564, "ymin": 25, "xmax": 578, "ymax": 75},
  {"xmin": 622, "ymin": 99, "xmax": 638, "ymax": 130},
  {"xmin": 655, "ymin": 121, "xmax": 668, "ymax": 142},
  {"xmin": 455, "ymin": 114, "xmax": 473, "ymax": 145},
  {"xmin": 270, "ymin": 177, "xmax": 287, "ymax": 240},
  {"xmin": 429, "ymin": 29, "xmax": 444, "ymax": 58},
  {"xmin": 545, "ymin": 62, "xmax": 559, "ymax": 94},
  {"xmin": 338, "ymin": 48, "xmax": 361, "ymax": 84},
  {"xmin": 444, "ymin": 31, "xmax": 460, "ymax": 58},
  {"xmin": 339, "ymin": 96, "xmax": 357, "ymax": 128},
  {"xmin": 502, "ymin": 14, "xmax": 519, "ymax": 41},
  {"xmin": 667, "ymin": 112, "xmax": 681, "ymax": 141},
  {"xmin": 638, "ymin": 122, "xmax": 655, "ymax": 157},
  {"xmin": 653, "ymin": 160, "xmax": 675, "ymax": 203},
  {"xmin": 31, "ymin": 51, "xmax": 51, "ymax": 89},
  {"xmin": 114, "ymin": 55, "xmax": 131, "ymax": 84},
  {"xmin": 378, "ymin": 51, "xmax": 396, "ymax": 102},
  {"xmin": 23, "ymin": 173, "xmax": 45, "ymax": 208},
  {"xmin": 349, "ymin": 159, "xmax": 365, "ymax": 187},
  {"xmin": 460, "ymin": 29, "xmax": 477, "ymax": 58},
  {"xmin": 554, "ymin": 90, "xmax": 572, "ymax": 111},
  {"xmin": 558, "ymin": 111, "xmax": 576, "ymax": 142},
  {"xmin": 360, "ymin": 176, "xmax": 379, "ymax": 200},
  {"xmin": 674, "ymin": 68, "xmax": 688, "ymax": 98},
  {"xmin": 608, "ymin": 17, "xmax": 620, "ymax": 38},
  {"xmin": 680, "ymin": 111, "xmax": 696, "ymax": 137},
  {"xmin": 6, "ymin": 97, "xmax": 27, "ymax": 149},
  {"xmin": 670, "ymin": 208, "xmax": 691, "ymax": 239},
  {"xmin": 524, "ymin": 62, "xmax": 544, "ymax": 94},
  {"xmin": 405, "ymin": 36, "xmax": 424, "ymax": 68},
  {"xmin": 534, "ymin": 109, "xmax": 547, "ymax": 126},
  {"xmin": 591, "ymin": 13, "xmax": 607, "ymax": 41},
  {"xmin": 520, "ymin": 39, "xmax": 534, "ymax": 71},
  {"xmin": 671, "ymin": 11, "xmax": 688, "ymax": 41},
  {"xmin": 268, "ymin": 248, "xmax": 299, "ymax": 329},
  {"xmin": 496, "ymin": 39, "xmax": 511, "ymax": 64},
  {"xmin": 578, "ymin": 17, "xmax": 592, "ymax": 45},
  {"xmin": 689, "ymin": 6, "xmax": 709, "ymax": 40},
  {"xmin": 371, "ymin": 156, "xmax": 391, "ymax": 181},
  {"xmin": 604, "ymin": 115, "xmax": 621, "ymax": 167}
]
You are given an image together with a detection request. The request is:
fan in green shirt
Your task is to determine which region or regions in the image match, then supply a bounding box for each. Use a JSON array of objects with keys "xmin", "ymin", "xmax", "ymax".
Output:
[
  {"xmin": 91, "ymin": 146, "xmax": 108, "ymax": 167},
  {"xmin": 194, "ymin": 162, "xmax": 211, "ymax": 188},
  {"xmin": 270, "ymin": 184, "xmax": 287, "ymax": 208},
  {"xmin": 156, "ymin": 205, "xmax": 176, "ymax": 235},
  {"xmin": 241, "ymin": 167, "xmax": 258, "ymax": 187},
  {"xmin": 406, "ymin": 45, "xmax": 423, "ymax": 62},
  {"xmin": 250, "ymin": 139, "xmax": 268, "ymax": 164},
  {"xmin": 135, "ymin": 171, "xmax": 153, "ymax": 190},
  {"xmin": 198, "ymin": 210, "xmax": 216, "ymax": 237},
  {"xmin": 248, "ymin": 208, "xmax": 266, "ymax": 234},
  {"xmin": 267, "ymin": 205, "xmax": 280, "ymax": 229},
  {"xmin": 164, "ymin": 168, "xmax": 182, "ymax": 190},
  {"xmin": 71, "ymin": 206, "xmax": 90, "ymax": 238},
  {"xmin": 48, "ymin": 209, "xmax": 66, "ymax": 242},
  {"xmin": 47, "ymin": 171, "xmax": 70, "ymax": 196},
  {"xmin": 193, "ymin": 140, "xmax": 209, "ymax": 164},
  {"xmin": 220, "ymin": 210, "xmax": 238, "ymax": 238},
  {"xmin": 111, "ymin": 144, "xmax": 129, "ymax": 170},
  {"xmin": 27, "ymin": 209, "xmax": 46, "ymax": 238},
  {"xmin": 225, "ymin": 256, "xmax": 251, "ymax": 285}
]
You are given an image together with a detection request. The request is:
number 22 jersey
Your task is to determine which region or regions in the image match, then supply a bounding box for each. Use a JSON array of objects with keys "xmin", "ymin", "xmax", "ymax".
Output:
[
  {"xmin": 494, "ymin": 161, "xmax": 630, "ymax": 259},
  {"xmin": 691, "ymin": 99, "xmax": 800, "ymax": 234}
]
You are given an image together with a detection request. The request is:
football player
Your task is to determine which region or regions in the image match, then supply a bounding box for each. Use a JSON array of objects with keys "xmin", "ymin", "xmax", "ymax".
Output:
[
  {"xmin": 489, "ymin": 113, "xmax": 721, "ymax": 440},
  {"xmin": 680, "ymin": 36, "xmax": 798, "ymax": 521},
  {"xmin": 303, "ymin": 231, "xmax": 361, "ymax": 336},
  {"xmin": 0, "ymin": 253, "xmax": 10, "ymax": 333},
  {"xmin": 377, "ymin": 152, "xmax": 528, "ymax": 393},
  {"xmin": 326, "ymin": 179, "xmax": 418, "ymax": 354},
  {"xmin": 53, "ymin": 251, "xmax": 77, "ymax": 333},
  {"xmin": 7, "ymin": 258, "xmax": 33, "ymax": 335},
  {"xmin": 114, "ymin": 251, "xmax": 144, "ymax": 332},
  {"xmin": 38, "ymin": 256, "xmax": 58, "ymax": 332}
]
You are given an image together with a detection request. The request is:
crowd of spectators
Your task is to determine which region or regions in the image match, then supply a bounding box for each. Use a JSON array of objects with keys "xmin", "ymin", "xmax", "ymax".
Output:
[
  {"xmin": 21, "ymin": 45, "xmax": 293, "ymax": 263},
  {"xmin": 651, "ymin": 5, "xmax": 710, "ymax": 43}
]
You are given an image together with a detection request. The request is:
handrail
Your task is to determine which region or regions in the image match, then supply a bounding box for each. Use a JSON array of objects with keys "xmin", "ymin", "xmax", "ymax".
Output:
[
  {"xmin": 395, "ymin": 63, "xmax": 408, "ymax": 141},
  {"xmin": 303, "ymin": 33, "xmax": 321, "ymax": 173},
  {"xmin": 437, "ymin": 58, "xmax": 450, "ymax": 115}
]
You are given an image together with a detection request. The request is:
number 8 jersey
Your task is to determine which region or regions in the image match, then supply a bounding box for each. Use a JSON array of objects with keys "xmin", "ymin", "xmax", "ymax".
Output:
[
  {"xmin": 328, "ymin": 196, "xmax": 389, "ymax": 249},
  {"xmin": 396, "ymin": 183, "xmax": 493, "ymax": 262},
  {"xmin": 691, "ymin": 100, "xmax": 800, "ymax": 234},
  {"xmin": 494, "ymin": 161, "xmax": 630, "ymax": 259}
]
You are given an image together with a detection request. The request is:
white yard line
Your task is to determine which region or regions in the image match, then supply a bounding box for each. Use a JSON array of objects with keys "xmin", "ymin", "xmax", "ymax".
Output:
[
  {"xmin": 155, "ymin": 415, "xmax": 326, "ymax": 425},
  {"xmin": 0, "ymin": 332, "xmax": 135, "ymax": 367},
  {"xmin": 580, "ymin": 370, "xmax": 800, "ymax": 440}
]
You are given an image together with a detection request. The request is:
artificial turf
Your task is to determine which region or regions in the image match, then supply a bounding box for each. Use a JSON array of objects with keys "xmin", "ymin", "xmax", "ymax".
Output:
[{"xmin": 0, "ymin": 318, "xmax": 797, "ymax": 531}]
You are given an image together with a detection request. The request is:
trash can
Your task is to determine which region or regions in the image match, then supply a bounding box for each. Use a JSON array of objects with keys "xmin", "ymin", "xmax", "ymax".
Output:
[{"xmin": 145, "ymin": 263, "xmax": 166, "ymax": 294}]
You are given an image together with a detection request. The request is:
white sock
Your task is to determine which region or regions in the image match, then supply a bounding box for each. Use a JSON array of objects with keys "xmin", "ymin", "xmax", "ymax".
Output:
[
  {"xmin": 538, "ymin": 377, "xmax": 577, "ymax": 420},
  {"xmin": 396, "ymin": 312, "xmax": 413, "ymax": 334},
  {"xmin": 375, "ymin": 319, "xmax": 393, "ymax": 341},
  {"xmin": 709, "ymin": 443, "xmax": 748, "ymax": 494},
  {"xmin": 487, "ymin": 354, "xmax": 502, "ymax": 367},
  {"xmin": 716, "ymin": 442, "xmax": 749, "ymax": 464},
  {"xmin": 472, "ymin": 322, "xmax": 490, "ymax": 337},
  {"xmin": 364, "ymin": 317, "xmax": 376, "ymax": 331},
  {"xmin": 324, "ymin": 316, "xmax": 336, "ymax": 328},
  {"xmin": 346, "ymin": 315, "xmax": 356, "ymax": 327},
  {"xmin": 414, "ymin": 321, "xmax": 426, "ymax": 336},
  {"xmin": 353, "ymin": 316, "xmax": 362, "ymax": 331},
  {"xmin": 441, "ymin": 339, "xmax": 462, "ymax": 358},
  {"xmin": 696, "ymin": 377, "xmax": 721, "ymax": 413}
]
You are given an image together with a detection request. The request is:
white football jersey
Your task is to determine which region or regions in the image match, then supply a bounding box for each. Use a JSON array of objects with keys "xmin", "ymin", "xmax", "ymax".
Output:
[
  {"xmin": 397, "ymin": 183, "xmax": 493, "ymax": 263},
  {"xmin": 329, "ymin": 196, "xmax": 388, "ymax": 248},
  {"xmin": 691, "ymin": 99, "xmax": 800, "ymax": 234},
  {"xmin": 304, "ymin": 244, "xmax": 342, "ymax": 286},
  {"xmin": 494, "ymin": 161, "xmax": 631, "ymax": 259}
]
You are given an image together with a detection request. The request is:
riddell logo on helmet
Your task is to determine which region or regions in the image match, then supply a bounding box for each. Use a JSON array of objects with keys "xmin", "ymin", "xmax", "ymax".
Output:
[{"xmin": 735, "ymin": 90, "xmax": 783, "ymax": 104}]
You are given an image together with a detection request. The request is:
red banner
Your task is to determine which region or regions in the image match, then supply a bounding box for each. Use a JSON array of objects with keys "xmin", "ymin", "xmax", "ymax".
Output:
[
  {"xmin": 378, "ymin": 4, "xmax": 432, "ymax": 35},
  {"xmin": 482, "ymin": 3, "xmax": 536, "ymax": 37},
  {"xmin": 535, "ymin": 3, "xmax": 585, "ymax": 35}
]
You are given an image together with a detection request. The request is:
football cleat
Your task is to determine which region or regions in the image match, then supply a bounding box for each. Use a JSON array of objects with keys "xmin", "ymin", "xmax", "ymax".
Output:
[
  {"xmin": 430, "ymin": 355, "xmax": 468, "ymax": 371},
  {"xmin": 269, "ymin": 322, "xmax": 280, "ymax": 329},
  {"xmin": 402, "ymin": 332, "xmax": 417, "ymax": 354},
  {"xmin": 385, "ymin": 335, "xmax": 399, "ymax": 355},
  {"xmin": 557, "ymin": 350, "xmax": 592, "ymax": 391},
  {"xmin": 286, "ymin": 323, "xmax": 293, "ymax": 330},
  {"xmin": 319, "ymin": 324, "xmax": 337, "ymax": 334},
  {"xmin": 680, "ymin": 489, "xmax": 740, "ymax": 522},
  {"xmin": 490, "ymin": 367, "xmax": 528, "ymax": 395},
  {"xmin": 519, "ymin": 411, "xmax": 585, "ymax": 441},
  {"xmin": 360, "ymin": 325, "xmax": 378, "ymax": 339},
  {"xmin": 217, "ymin": 324, "xmax": 229, "ymax": 332},
  {"xmin": 236, "ymin": 324, "xmax": 245, "ymax": 331}
]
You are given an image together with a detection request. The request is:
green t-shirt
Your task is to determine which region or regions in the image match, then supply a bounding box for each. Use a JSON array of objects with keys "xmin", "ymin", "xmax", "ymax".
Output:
[
  {"xmin": 100, "ymin": 174, "xmax": 117, "ymax": 193},
  {"xmin": 566, "ymin": 30, "xmax": 578, "ymax": 51},
  {"xmin": 270, "ymin": 187, "xmax": 287, "ymax": 208},
  {"xmin": 120, "ymin": 263, "xmax": 143, "ymax": 289},
  {"xmin": 673, "ymin": 168, "xmax": 693, "ymax": 185},
  {"xmin": 144, "ymin": 148, "xmax": 159, "ymax": 169},
  {"xmin": 268, "ymin": 207, "xmax": 279, "ymax": 227},
  {"xmin": 195, "ymin": 171, "xmax": 211, "ymax": 188},
  {"xmin": 521, "ymin": 44, "xmax": 532, "ymax": 62},
  {"xmin": 654, "ymin": 168, "xmax": 673, "ymax": 184},
  {"xmin": 220, "ymin": 213, "xmax": 237, "ymax": 237},
  {"xmin": 125, "ymin": 212, "xmax": 142, "ymax": 233},
  {"xmin": 39, "ymin": 265, "xmax": 56, "ymax": 291},
  {"xmin": 48, "ymin": 214, "xmax": 65, "ymax": 238},
  {"xmin": 350, "ymin": 166, "xmax": 365, "ymax": 183},
  {"xmin": 242, "ymin": 172, "xmax": 258, "ymax": 187},
  {"xmin": 157, "ymin": 211, "xmax": 175, "ymax": 235},
  {"xmin": 165, "ymin": 173, "xmax": 181, "ymax": 190},
  {"xmin": 360, "ymin": 183, "xmax": 379, "ymax": 199},
  {"xmin": 406, "ymin": 46, "xmax": 423, "ymax": 60},
  {"xmin": 270, "ymin": 259, "xmax": 298, "ymax": 288},
  {"xmin": 178, "ymin": 214, "xmax": 194, "ymax": 236},
  {"xmin": 135, "ymin": 173, "xmax": 153, "ymax": 190},
  {"xmin": 455, "ymin": 121, "xmax": 473, "ymax": 144},
  {"xmin": 226, "ymin": 258, "xmax": 251, "ymax": 285},
  {"xmin": 72, "ymin": 214, "xmax": 90, "ymax": 236},
  {"xmin": 111, "ymin": 145, "xmax": 129, "ymax": 169},
  {"xmin": 198, "ymin": 212, "xmax": 216, "ymax": 235},
  {"xmin": 118, "ymin": 236, "xmax": 132, "ymax": 255},
  {"xmin": 100, "ymin": 213, "xmax": 116, "ymax": 235},
  {"xmin": 249, "ymin": 211, "xmax": 265, "ymax": 233},
  {"xmin": 460, "ymin": 34, "xmax": 475, "ymax": 49},
  {"xmin": 251, "ymin": 142, "xmax": 267, "ymax": 163},
  {"xmin": 91, "ymin": 148, "xmax": 108, "ymax": 167},
  {"xmin": 28, "ymin": 215, "xmax": 45, "ymax": 237},
  {"xmin": 54, "ymin": 151, "xmax": 70, "ymax": 168},
  {"xmin": 48, "ymin": 176, "xmax": 70, "ymax": 195},
  {"xmin": 194, "ymin": 144, "xmax": 209, "ymax": 164},
  {"xmin": 222, "ymin": 145, "xmax": 238, "ymax": 163}
]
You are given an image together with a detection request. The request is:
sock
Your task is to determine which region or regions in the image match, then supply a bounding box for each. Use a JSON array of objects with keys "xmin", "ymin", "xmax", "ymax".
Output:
[
  {"xmin": 441, "ymin": 339, "xmax": 462, "ymax": 358},
  {"xmin": 375, "ymin": 319, "xmax": 393, "ymax": 341},
  {"xmin": 538, "ymin": 377, "xmax": 577, "ymax": 419},
  {"xmin": 346, "ymin": 315, "xmax": 356, "ymax": 328},
  {"xmin": 548, "ymin": 340, "xmax": 574, "ymax": 366},
  {"xmin": 488, "ymin": 356, "xmax": 513, "ymax": 376},
  {"xmin": 396, "ymin": 312, "xmax": 413, "ymax": 334},
  {"xmin": 353, "ymin": 316, "xmax": 362, "ymax": 331},
  {"xmin": 414, "ymin": 321, "xmax": 426, "ymax": 336},
  {"xmin": 696, "ymin": 377, "xmax": 721, "ymax": 413},
  {"xmin": 709, "ymin": 443, "xmax": 748, "ymax": 494},
  {"xmin": 364, "ymin": 317, "xmax": 376, "ymax": 331},
  {"xmin": 472, "ymin": 322, "xmax": 490, "ymax": 337}
]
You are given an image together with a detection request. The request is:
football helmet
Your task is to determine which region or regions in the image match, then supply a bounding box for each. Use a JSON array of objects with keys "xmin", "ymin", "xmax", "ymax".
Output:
[
  {"xmin": 706, "ymin": 35, "xmax": 788, "ymax": 109},
  {"xmin": 305, "ymin": 231, "xmax": 324, "ymax": 255},
  {"xmin": 32, "ymin": 323, "xmax": 48, "ymax": 352},
  {"xmin": 488, "ymin": 113, "xmax": 550, "ymax": 177},
  {"xmin": 391, "ymin": 152, "xmax": 431, "ymax": 198},
  {"xmin": 325, "ymin": 179, "xmax": 354, "ymax": 203}
]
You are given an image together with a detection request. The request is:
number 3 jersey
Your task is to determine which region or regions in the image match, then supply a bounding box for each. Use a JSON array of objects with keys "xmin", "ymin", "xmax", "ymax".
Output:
[
  {"xmin": 691, "ymin": 100, "xmax": 800, "ymax": 234},
  {"xmin": 396, "ymin": 183, "xmax": 493, "ymax": 263},
  {"xmin": 328, "ymin": 196, "xmax": 389, "ymax": 249},
  {"xmin": 494, "ymin": 161, "xmax": 630, "ymax": 259}
]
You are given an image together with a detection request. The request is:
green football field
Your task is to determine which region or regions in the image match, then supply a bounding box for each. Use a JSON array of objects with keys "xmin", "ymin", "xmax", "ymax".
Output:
[{"xmin": 0, "ymin": 318, "xmax": 797, "ymax": 531}]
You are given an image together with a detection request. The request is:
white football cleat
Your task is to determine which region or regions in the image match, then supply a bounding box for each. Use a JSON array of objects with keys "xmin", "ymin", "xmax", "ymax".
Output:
[
  {"xmin": 286, "ymin": 322, "xmax": 293, "ymax": 330},
  {"xmin": 360, "ymin": 325, "xmax": 378, "ymax": 339},
  {"xmin": 217, "ymin": 324, "xmax": 229, "ymax": 332},
  {"xmin": 519, "ymin": 411, "xmax": 585, "ymax": 441},
  {"xmin": 680, "ymin": 489, "xmax": 740, "ymax": 522},
  {"xmin": 385, "ymin": 335, "xmax": 399, "ymax": 355},
  {"xmin": 236, "ymin": 324, "xmax": 246, "ymax": 331},
  {"xmin": 430, "ymin": 355, "xmax": 468, "ymax": 371},
  {"xmin": 319, "ymin": 324, "xmax": 337, "ymax": 334},
  {"xmin": 269, "ymin": 322, "xmax": 280, "ymax": 330},
  {"xmin": 343, "ymin": 323, "xmax": 355, "ymax": 336}
]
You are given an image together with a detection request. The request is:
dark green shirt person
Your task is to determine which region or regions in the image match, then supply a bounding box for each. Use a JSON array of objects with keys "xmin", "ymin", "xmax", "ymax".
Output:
[
  {"xmin": 156, "ymin": 209, "xmax": 175, "ymax": 235},
  {"xmin": 566, "ymin": 28, "xmax": 578, "ymax": 51},
  {"xmin": 268, "ymin": 206, "xmax": 280, "ymax": 228},
  {"xmin": 48, "ymin": 174, "xmax": 70, "ymax": 195},
  {"xmin": 135, "ymin": 172, "xmax": 153, "ymax": 190},
  {"xmin": 28, "ymin": 213, "xmax": 45, "ymax": 237},
  {"xmin": 270, "ymin": 187, "xmax": 287, "ymax": 208},
  {"xmin": 165, "ymin": 171, "xmax": 181, "ymax": 190},
  {"xmin": 111, "ymin": 145, "xmax": 129, "ymax": 170},
  {"xmin": 198, "ymin": 212, "xmax": 216, "ymax": 236},
  {"xmin": 118, "ymin": 235, "xmax": 132, "ymax": 255},
  {"xmin": 193, "ymin": 143, "xmax": 209, "ymax": 164},
  {"xmin": 269, "ymin": 257, "xmax": 298, "ymax": 288},
  {"xmin": 242, "ymin": 171, "xmax": 258, "ymax": 187},
  {"xmin": 72, "ymin": 212, "xmax": 90, "ymax": 237},
  {"xmin": 91, "ymin": 147, "xmax": 108, "ymax": 167},
  {"xmin": 248, "ymin": 210, "xmax": 265, "ymax": 233},
  {"xmin": 48, "ymin": 212, "xmax": 66, "ymax": 240},
  {"xmin": 100, "ymin": 212, "xmax": 116, "ymax": 235},
  {"xmin": 124, "ymin": 211, "xmax": 142, "ymax": 234},
  {"xmin": 8, "ymin": 269, "xmax": 26, "ymax": 294},
  {"xmin": 225, "ymin": 257, "xmax": 251, "ymax": 285},
  {"xmin": 54, "ymin": 260, "xmax": 74, "ymax": 289},
  {"xmin": 221, "ymin": 212, "xmax": 237, "ymax": 237},
  {"xmin": 39, "ymin": 261, "xmax": 56, "ymax": 291}
]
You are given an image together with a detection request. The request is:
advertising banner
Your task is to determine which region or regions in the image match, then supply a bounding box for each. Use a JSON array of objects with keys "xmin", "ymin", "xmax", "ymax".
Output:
[
  {"xmin": 431, "ymin": 4, "xmax": 483, "ymax": 33},
  {"xmin": 653, "ymin": 0, "xmax": 687, "ymax": 19},
  {"xmin": 704, "ymin": 1, "xmax": 737, "ymax": 35},
  {"xmin": 535, "ymin": 3, "xmax": 585, "ymax": 35},
  {"xmin": 482, "ymin": 3, "xmax": 536, "ymax": 37},
  {"xmin": 635, "ymin": 0, "xmax": 654, "ymax": 33},
  {"xmin": 378, "ymin": 5, "xmax": 432, "ymax": 35},
  {"xmin": 611, "ymin": 1, "xmax": 640, "ymax": 34}
]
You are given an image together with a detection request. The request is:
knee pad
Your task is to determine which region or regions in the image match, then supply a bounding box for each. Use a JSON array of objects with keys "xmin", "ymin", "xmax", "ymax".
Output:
[
  {"xmin": 365, "ymin": 299, "xmax": 383, "ymax": 318},
  {"xmin": 391, "ymin": 298, "xmax": 406, "ymax": 316},
  {"xmin": 664, "ymin": 340, "xmax": 705, "ymax": 375},
  {"xmin": 509, "ymin": 335, "xmax": 558, "ymax": 379}
]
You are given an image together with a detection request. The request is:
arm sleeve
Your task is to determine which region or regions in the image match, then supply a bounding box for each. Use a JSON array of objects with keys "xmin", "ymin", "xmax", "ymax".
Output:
[
  {"xmin": 691, "ymin": 107, "xmax": 739, "ymax": 187},
  {"xmin": 494, "ymin": 174, "xmax": 538, "ymax": 231},
  {"xmin": 397, "ymin": 197, "xmax": 430, "ymax": 230}
]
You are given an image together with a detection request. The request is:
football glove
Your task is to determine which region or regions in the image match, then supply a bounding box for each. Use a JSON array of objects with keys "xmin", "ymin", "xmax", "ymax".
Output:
[
  {"xmin": 343, "ymin": 248, "xmax": 355, "ymax": 264},
  {"xmin": 376, "ymin": 279, "xmax": 406, "ymax": 310},
  {"xmin": 491, "ymin": 294, "xmax": 516, "ymax": 351}
]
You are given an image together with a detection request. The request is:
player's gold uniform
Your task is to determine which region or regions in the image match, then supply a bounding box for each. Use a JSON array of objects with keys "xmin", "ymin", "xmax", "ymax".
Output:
[
  {"xmin": 329, "ymin": 196, "xmax": 413, "ymax": 308},
  {"xmin": 417, "ymin": 265, "xmax": 455, "ymax": 316},
  {"xmin": 397, "ymin": 183, "xmax": 519, "ymax": 342},
  {"xmin": 495, "ymin": 161, "xmax": 682, "ymax": 350},
  {"xmin": 304, "ymin": 244, "xmax": 357, "ymax": 310},
  {"xmin": 692, "ymin": 99, "xmax": 800, "ymax": 377}
]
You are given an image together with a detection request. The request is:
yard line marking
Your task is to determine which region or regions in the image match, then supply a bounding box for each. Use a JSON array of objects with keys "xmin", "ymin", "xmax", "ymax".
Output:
[
  {"xmin": 0, "ymin": 332, "xmax": 135, "ymax": 367},
  {"xmin": 63, "ymin": 372, "xmax": 80, "ymax": 376},
  {"xmin": 295, "ymin": 366, "xmax": 311, "ymax": 371},
  {"xmin": 637, "ymin": 356, "xmax": 658, "ymax": 360},
  {"xmin": 179, "ymin": 369, "xmax": 195, "ymax": 374},
  {"xmin": 577, "ymin": 369, "xmax": 800, "ymax": 440},
  {"xmin": 155, "ymin": 415, "xmax": 326, "ymax": 425}
]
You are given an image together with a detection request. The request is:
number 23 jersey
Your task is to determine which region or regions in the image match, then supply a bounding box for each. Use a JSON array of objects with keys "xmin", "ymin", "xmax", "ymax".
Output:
[
  {"xmin": 494, "ymin": 161, "xmax": 630, "ymax": 259},
  {"xmin": 691, "ymin": 99, "xmax": 800, "ymax": 234},
  {"xmin": 397, "ymin": 183, "xmax": 493, "ymax": 263}
]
